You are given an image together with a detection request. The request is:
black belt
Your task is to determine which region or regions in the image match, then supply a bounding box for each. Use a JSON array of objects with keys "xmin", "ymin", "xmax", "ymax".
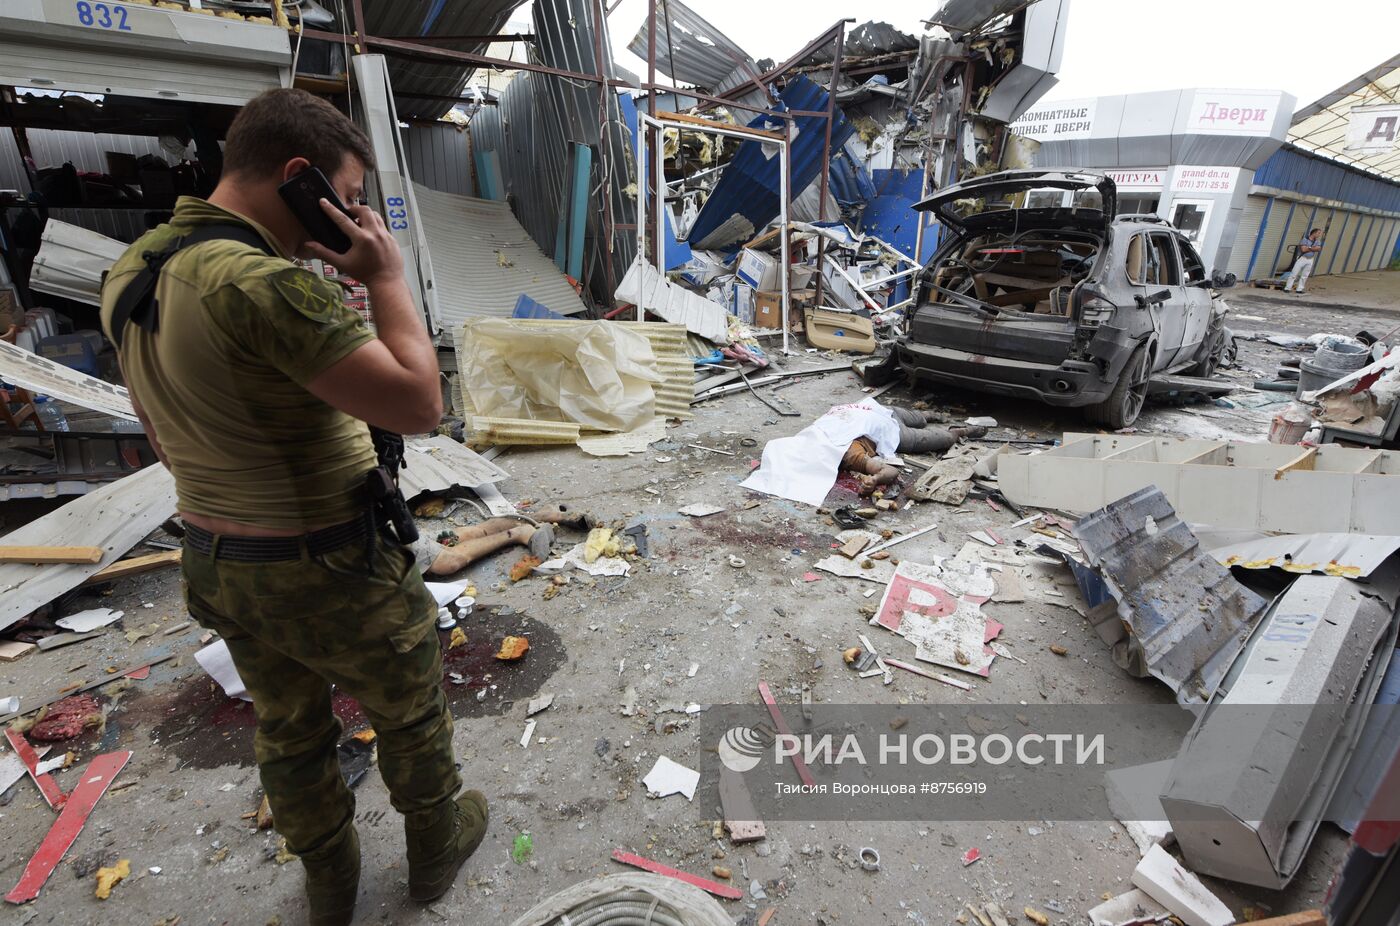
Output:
[{"xmin": 184, "ymin": 518, "xmax": 369, "ymax": 563}]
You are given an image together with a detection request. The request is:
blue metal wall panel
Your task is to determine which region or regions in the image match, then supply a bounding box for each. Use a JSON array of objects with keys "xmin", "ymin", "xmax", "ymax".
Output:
[
  {"xmin": 1243, "ymin": 196, "xmax": 1274, "ymax": 281},
  {"xmin": 687, "ymin": 76, "xmax": 855, "ymax": 249},
  {"xmin": 860, "ymin": 168, "xmax": 937, "ymax": 262},
  {"xmin": 1255, "ymin": 145, "xmax": 1400, "ymax": 214}
]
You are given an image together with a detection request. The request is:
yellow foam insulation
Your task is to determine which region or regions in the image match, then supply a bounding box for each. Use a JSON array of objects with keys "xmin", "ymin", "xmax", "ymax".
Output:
[{"xmin": 454, "ymin": 320, "xmax": 693, "ymax": 450}]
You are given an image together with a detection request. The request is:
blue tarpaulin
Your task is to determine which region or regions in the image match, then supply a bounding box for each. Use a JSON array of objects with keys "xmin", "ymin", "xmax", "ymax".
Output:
[{"xmin": 687, "ymin": 75, "xmax": 855, "ymax": 250}]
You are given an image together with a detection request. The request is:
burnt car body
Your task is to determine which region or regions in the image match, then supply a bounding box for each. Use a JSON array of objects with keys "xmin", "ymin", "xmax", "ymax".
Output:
[{"xmin": 894, "ymin": 169, "xmax": 1233, "ymax": 428}]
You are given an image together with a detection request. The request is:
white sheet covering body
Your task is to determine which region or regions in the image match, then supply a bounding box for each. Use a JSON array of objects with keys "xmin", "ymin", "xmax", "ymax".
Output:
[{"xmin": 741, "ymin": 399, "xmax": 902, "ymax": 506}]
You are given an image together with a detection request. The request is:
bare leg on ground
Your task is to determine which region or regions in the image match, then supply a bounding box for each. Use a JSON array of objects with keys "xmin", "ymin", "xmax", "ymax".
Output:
[{"xmin": 426, "ymin": 525, "xmax": 535, "ymax": 576}]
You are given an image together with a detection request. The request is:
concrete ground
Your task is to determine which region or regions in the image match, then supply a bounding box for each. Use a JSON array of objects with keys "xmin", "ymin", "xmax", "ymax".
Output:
[{"xmin": 1, "ymin": 272, "xmax": 1395, "ymax": 925}]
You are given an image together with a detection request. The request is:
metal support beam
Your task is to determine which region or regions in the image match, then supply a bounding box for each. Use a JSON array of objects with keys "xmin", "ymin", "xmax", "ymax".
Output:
[
  {"xmin": 641, "ymin": 83, "xmax": 794, "ymax": 119},
  {"xmin": 591, "ymin": 0, "xmax": 618, "ymax": 300},
  {"xmin": 380, "ymin": 33, "xmax": 535, "ymax": 44},
  {"xmin": 813, "ymin": 23, "xmax": 845, "ymax": 310},
  {"xmin": 298, "ymin": 29, "xmax": 611, "ymax": 83},
  {"xmin": 701, "ymin": 20, "xmax": 853, "ymax": 111}
]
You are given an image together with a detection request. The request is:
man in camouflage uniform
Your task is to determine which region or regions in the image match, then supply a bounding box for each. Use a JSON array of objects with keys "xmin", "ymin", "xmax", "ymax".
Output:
[{"xmin": 99, "ymin": 89, "xmax": 486, "ymax": 925}]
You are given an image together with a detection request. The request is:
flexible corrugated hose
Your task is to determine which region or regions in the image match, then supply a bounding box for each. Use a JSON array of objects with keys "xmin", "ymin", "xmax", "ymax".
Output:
[{"xmin": 507, "ymin": 874, "xmax": 733, "ymax": 926}]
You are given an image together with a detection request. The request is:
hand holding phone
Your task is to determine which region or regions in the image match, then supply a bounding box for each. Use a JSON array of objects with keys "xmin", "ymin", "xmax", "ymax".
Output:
[
  {"xmin": 300, "ymin": 193, "xmax": 406, "ymax": 290},
  {"xmin": 278, "ymin": 167, "xmax": 355, "ymax": 254}
]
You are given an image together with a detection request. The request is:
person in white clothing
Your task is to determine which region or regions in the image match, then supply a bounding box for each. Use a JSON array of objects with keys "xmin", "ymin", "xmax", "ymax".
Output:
[{"xmin": 1284, "ymin": 228, "xmax": 1323, "ymax": 294}]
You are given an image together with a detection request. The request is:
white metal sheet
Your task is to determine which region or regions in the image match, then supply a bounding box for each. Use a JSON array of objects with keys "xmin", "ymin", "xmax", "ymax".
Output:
[
  {"xmin": 0, "ymin": 339, "xmax": 136, "ymax": 421},
  {"xmin": 0, "ymin": 0, "xmax": 289, "ymax": 106},
  {"xmin": 399, "ymin": 435, "xmax": 508, "ymax": 501},
  {"xmin": 29, "ymin": 219, "xmax": 124, "ymax": 307},
  {"xmin": 417, "ymin": 186, "xmax": 588, "ymax": 328},
  {"xmin": 0, "ymin": 465, "xmax": 176, "ymax": 632}
]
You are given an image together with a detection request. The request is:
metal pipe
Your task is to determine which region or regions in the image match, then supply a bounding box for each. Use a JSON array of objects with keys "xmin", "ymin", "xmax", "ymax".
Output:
[
  {"xmin": 592, "ymin": 0, "xmax": 617, "ymax": 301},
  {"xmin": 647, "ymin": 0, "xmax": 660, "ymax": 276},
  {"xmin": 330, "ymin": 33, "xmax": 609, "ymax": 83},
  {"xmin": 379, "ymin": 33, "xmax": 535, "ymax": 44},
  {"xmin": 635, "ymin": 113, "xmax": 649, "ymax": 324},
  {"xmin": 780, "ymin": 118, "xmax": 791, "ymax": 355},
  {"xmin": 813, "ymin": 23, "xmax": 845, "ymax": 311},
  {"xmin": 654, "ymin": 105, "xmax": 666, "ymax": 280},
  {"xmin": 640, "ymin": 83, "xmax": 795, "ymax": 119}
]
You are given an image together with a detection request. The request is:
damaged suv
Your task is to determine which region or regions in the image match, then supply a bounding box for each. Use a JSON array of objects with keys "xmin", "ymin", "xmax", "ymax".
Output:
[{"xmin": 895, "ymin": 170, "xmax": 1234, "ymax": 428}]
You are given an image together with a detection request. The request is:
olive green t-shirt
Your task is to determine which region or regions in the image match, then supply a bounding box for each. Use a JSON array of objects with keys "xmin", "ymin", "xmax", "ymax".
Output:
[{"xmin": 100, "ymin": 196, "xmax": 376, "ymax": 530}]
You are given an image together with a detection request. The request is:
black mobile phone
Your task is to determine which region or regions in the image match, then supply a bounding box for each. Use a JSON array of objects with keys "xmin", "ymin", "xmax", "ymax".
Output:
[{"xmin": 277, "ymin": 167, "xmax": 355, "ymax": 254}]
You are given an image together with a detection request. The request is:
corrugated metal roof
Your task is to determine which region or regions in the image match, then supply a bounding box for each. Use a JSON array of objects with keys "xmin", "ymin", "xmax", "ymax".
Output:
[
  {"xmin": 399, "ymin": 435, "xmax": 508, "ymax": 500},
  {"xmin": 807, "ymin": 22, "xmax": 919, "ymax": 63},
  {"xmin": 403, "ymin": 123, "xmax": 475, "ymax": 197},
  {"xmin": 1290, "ymin": 54, "xmax": 1400, "ymax": 183},
  {"xmin": 411, "ymin": 181, "xmax": 587, "ymax": 329},
  {"xmin": 24, "ymin": 129, "xmax": 167, "ymax": 176},
  {"xmin": 467, "ymin": 417, "xmax": 581, "ymax": 445},
  {"xmin": 688, "ymin": 75, "xmax": 855, "ymax": 249},
  {"xmin": 625, "ymin": 0, "xmax": 770, "ymax": 115},
  {"xmin": 361, "ymin": 0, "xmax": 525, "ymax": 121},
  {"xmin": 1211, "ymin": 533, "xmax": 1400, "ymax": 581},
  {"xmin": 468, "ymin": 0, "xmax": 637, "ymax": 306},
  {"xmin": 1254, "ymin": 145, "xmax": 1400, "ymax": 215},
  {"xmin": 30, "ymin": 220, "xmax": 126, "ymax": 307},
  {"xmin": 1072, "ymin": 486, "xmax": 1272, "ymax": 705},
  {"xmin": 927, "ymin": 0, "xmax": 1025, "ymax": 33}
]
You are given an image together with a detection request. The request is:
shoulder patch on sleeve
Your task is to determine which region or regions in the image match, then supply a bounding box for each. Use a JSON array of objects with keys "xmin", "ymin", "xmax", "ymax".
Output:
[{"xmin": 268, "ymin": 267, "xmax": 345, "ymax": 325}]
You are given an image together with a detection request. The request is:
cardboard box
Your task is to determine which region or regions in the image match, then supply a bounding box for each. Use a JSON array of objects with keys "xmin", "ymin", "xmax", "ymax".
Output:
[
  {"xmin": 754, "ymin": 291, "xmax": 806, "ymax": 331},
  {"xmin": 736, "ymin": 248, "xmax": 780, "ymax": 291},
  {"xmin": 753, "ymin": 291, "xmax": 782, "ymax": 330}
]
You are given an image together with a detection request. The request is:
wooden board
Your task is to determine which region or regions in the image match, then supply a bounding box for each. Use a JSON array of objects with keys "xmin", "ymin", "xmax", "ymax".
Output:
[
  {"xmin": 0, "ymin": 546, "xmax": 103, "ymax": 565},
  {"xmin": 758, "ymin": 681, "xmax": 816, "ymax": 788},
  {"xmin": 838, "ymin": 535, "xmax": 870, "ymax": 559},
  {"xmin": 0, "ymin": 640, "xmax": 36, "ymax": 662},
  {"xmin": 81, "ymin": 549, "xmax": 182, "ymax": 585},
  {"xmin": 719, "ymin": 766, "xmax": 766, "ymax": 844}
]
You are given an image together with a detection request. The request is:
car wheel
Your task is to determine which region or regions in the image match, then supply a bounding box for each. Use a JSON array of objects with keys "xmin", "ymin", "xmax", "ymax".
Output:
[
  {"xmin": 1085, "ymin": 343, "xmax": 1151, "ymax": 429},
  {"xmin": 1189, "ymin": 327, "xmax": 1225, "ymax": 379}
]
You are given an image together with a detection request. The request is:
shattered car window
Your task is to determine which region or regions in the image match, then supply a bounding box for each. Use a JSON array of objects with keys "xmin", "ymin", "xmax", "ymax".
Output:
[{"xmin": 942, "ymin": 186, "xmax": 1104, "ymax": 219}]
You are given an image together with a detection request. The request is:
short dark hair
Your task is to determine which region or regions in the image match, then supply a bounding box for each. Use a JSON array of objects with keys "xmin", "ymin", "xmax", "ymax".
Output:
[
  {"xmin": 222, "ymin": 88, "xmax": 374, "ymax": 178},
  {"xmin": 1310, "ymin": 228, "xmax": 1321, "ymax": 235}
]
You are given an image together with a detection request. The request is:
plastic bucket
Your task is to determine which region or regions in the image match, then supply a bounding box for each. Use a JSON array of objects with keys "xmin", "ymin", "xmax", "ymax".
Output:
[
  {"xmin": 1297, "ymin": 359, "xmax": 1340, "ymax": 395},
  {"xmin": 1313, "ymin": 340, "xmax": 1368, "ymax": 372}
]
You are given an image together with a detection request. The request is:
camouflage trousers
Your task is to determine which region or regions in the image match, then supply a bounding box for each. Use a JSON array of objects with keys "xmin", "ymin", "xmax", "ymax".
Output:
[{"xmin": 182, "ymin": 531, "xmax": 461, "ymax": 860}]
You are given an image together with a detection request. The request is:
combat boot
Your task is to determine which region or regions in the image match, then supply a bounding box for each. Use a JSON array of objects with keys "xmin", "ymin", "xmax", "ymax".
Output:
[
  {"xmin": 405, "ymin": 790, "xmax": 489, "ymax": 902},
  {"xmin": 301, "ymin": 824, "xmax": 361, "ymax": 926}
]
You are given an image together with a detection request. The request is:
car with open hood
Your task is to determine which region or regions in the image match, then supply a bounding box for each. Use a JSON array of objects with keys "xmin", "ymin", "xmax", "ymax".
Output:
[{"xmin": 894, "ymin": 169, "xmax": 1234, "ymax": 428}]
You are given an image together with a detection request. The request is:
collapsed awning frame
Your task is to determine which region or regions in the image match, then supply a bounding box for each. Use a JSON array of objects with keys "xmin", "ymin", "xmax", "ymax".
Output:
[{"xmin": 635, "ymin": 111, "xmax": 792, "ymax": 353}]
